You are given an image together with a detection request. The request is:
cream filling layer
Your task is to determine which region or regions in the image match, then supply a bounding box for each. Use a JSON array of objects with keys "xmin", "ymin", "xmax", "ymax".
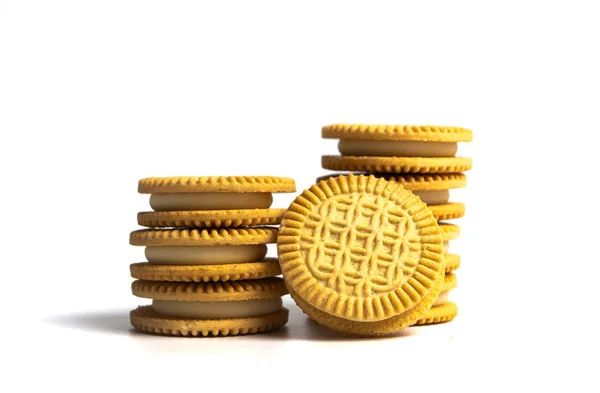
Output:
[
  {"xmin": 338, "ymin": 140, "xmax": 458, "ymax": 157},
  {"xmin": 152, "ymin": 298, "xmax": 283, "ymax": 319},
  {"xmin": 149, "ymin": 192, "xmax": 273, "ymax": 211},
  {"xmin": 433, "ymin": 290, "xmax": 451, "ymax": 307},
  {"xmin": 145, "ymin": 244, "xmax": 268, "ymax": 265},
  {"xmin": 413, "ymin": 190, "xmax": 450, "ymax": 205},
  {"xmin": 444, "ymin": 241, "xmax": 449, "ymax": 254}
]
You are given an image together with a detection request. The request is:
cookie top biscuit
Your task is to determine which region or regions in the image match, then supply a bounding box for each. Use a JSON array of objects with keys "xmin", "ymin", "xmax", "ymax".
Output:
[
  {"xmin": 132, "ymin": 277, "xmax": 287, "ymax": 302},
  {"xmin": 137, "ymin": 209, "xmax": 286, "ymax": 228},
  {"xmin": 278, "ymin": 174, "xmax": 444, "ymax": 322},
  {"xmin": 440, "ymin": 223, "xmax": 460, "ymax": 241},
  {"xmin": 322, "ymin": 124, "xmax": 472, "ymax": 142},
  {"xmin": 130, "ymin": 227, "xmax": 278, "ymax": 247},
  {"xmin": 317, "ymin": 173, "xmax": 467, "ymax": 191},
  {"xmin": 138, "ymin": 176, "xmax": 296, "ymax": 194},
  {"xmin": 444, "ymin": 254, "xmax": 460, "ymax": 272}
]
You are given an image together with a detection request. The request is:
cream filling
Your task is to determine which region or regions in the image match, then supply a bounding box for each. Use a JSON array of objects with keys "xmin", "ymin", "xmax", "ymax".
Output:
[
  {"xmin": 433, "ymin": 290, "xmax": 451, "ymax": 307},
  {"xmin": 443, "ymin": 241, "xmax": 449, "ymax": 254},
  {"xmin": 413, "ymin": 190, "xmax": 450, "ymax": 205},
  {"xmin": 145, "ymin": 244, "xmax": 268, "ymax": 265},
  {"xmin": 149, "ymin": 192, "xmax": 273, "ymax": 211},
  {"xmin": 338, "ymin": 140, "xmax": 458, "ymax": 157},
  {"xmin": 152, "ymin": 298, "xmax": 283, "ymax": 319}
]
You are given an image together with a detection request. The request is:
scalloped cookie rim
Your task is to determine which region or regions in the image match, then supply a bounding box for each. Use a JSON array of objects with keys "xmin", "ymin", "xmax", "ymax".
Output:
[
  {"xmin": 131, "ymin": 277, "xmax": 287, "ymax": 302},
  {"xmin": 137, "ymin": 208, "xmax": 286, "ymax": 228},
  {"xmin": 129, "ymin": 227, "xmax": 278, "ymax": 246},
  {"xmin": 322, "ymin": 155, "xmax": 473, "ymax": 174},
  {"xmin": 138, "ymin": 176, "xmax": 296, "ymax": 194},
  {"xmin": 322, "ymin": 124, "xmax": 472, "ymax": 142}
]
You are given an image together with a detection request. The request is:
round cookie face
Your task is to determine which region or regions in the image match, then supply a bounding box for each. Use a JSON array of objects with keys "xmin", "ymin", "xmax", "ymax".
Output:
[
  {"xmin": 130, "ymin": 306, "xmax": 289, "ymax": 337},
  {"xmin": 131, "ymin": 277, "xmax": 287, "ymax": 302},
  {"xmin": 137, "ymin": 209, "xmax": 286, "ymax": 228},
  {"xmin": 322, "ymin": 156, "xmax": 472, "ymax": 174},
  {"xmin": 412, "ymin": 302, "xmax": 457, "ymax": 326},
  {"xmin": 316, "ymin": 173, "xmax": 467, "ymax": 192},
  {"xmin": 289, "ymin": 269, "xmax": 443, "ymax": 336},
  {"xmin": 430, "ymin": 203, "xmax": 465, "ymax": 221},
  {"xmin": 129, "ymin": 227, "xmax": 278, "ymax": 247},
  {"xmin": 322, "ymin": 124, "xmax": 472, "ymax": 142},
  {"xmin": 444, "ymin": 254, "xmax": 461, "ymax": 273},
  {"xmin": 130, "ymin": 258, "xmax": 282, "ymax": 282},
  {"xmin": 278, "ymin": 174, "xmax": 444, "ymax": 323},
  {"xmin": 138, "ymin": 176, "xmax": 296, "ymax": 194}
]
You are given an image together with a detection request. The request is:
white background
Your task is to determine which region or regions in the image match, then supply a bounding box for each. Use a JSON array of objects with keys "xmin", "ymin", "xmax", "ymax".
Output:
[{"xmin": 1, "ymin": 1, "xmax": 599, "ymax": 392}]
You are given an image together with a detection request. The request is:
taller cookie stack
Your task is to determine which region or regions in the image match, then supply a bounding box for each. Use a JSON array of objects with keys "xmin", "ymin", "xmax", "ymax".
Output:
[
  {"xmin": 321, "ymin": 124, "xmax": 472, "ymax": 325},
  {"xmin": 129, "ymin": 176, "xmax": 296, "ymax": 336}
]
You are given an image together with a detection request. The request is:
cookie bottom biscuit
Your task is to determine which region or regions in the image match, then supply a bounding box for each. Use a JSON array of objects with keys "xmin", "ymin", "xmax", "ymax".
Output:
[
  {"xmin": 130, "ymin": 258, "xmax": 282, "ymax": 282},
  {"xmin": 137, "ymin": 209, "xmax": 286, "ymax": 228},
  {"xmin": 413, "ymin": 302, "xmax": 457, "ymax": 326},
  {"xmin": 430, "ymin": 203, "xmax": 465, "ymax": 221},
  {"xmin": 288, "ymin": 270, "xmax": 444, "ymax": 337},
  {"xmin": 322, "ymin": 155, "xmax": 472, "ymax": 174},
  {"xmin": 130, "ymin": 306, "xmax": 289, "ymax": 336}
]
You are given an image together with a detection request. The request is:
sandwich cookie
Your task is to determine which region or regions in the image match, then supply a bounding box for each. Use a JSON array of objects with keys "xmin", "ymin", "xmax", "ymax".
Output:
[
  {"xmin": 322, "ymin": 124, "xmax": 472, "ymax": 173},
  {"xmin": 137, "ymin": 176, "xmax": 296, "ymax": 228},
  {"xmin": 278, "ymin": 174, "xmax": 445, "ymax": 336},
  {"xmin": 130, "ymin": 277, "xmax": 289, "ymax": 336},
  {"xmin": 130, "ymin": 228, "xmax": 280, "ymax": 282},
  {"xmin": 413, "ymin": 273, "xmax": 458, "ymax": 325},
  {"xmin": 317, "ymin": 174, "xmax": 466, "ymax": 221}
]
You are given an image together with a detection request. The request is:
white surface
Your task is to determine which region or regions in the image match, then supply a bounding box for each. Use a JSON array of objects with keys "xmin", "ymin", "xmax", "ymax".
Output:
[{"xmin": 1, "ymin": 1, "xmax": 599, "ymax": 392}]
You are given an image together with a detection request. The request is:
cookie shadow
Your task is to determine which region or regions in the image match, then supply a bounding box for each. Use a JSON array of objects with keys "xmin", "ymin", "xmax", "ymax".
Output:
[
  {"xmin": 45, "ymin": 310, "xmax": 132, "ymax": 335},
  {"xmin": 45, "ymin": 307, "xmax": 419, "ymax": 341}
]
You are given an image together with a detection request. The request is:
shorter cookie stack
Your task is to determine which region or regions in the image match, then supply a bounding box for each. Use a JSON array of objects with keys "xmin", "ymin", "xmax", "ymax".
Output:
[
  {"xmin": 321, "ymin": 124, "xmax": 472, "ymax": 326},
  {"xmin": 129, "ymin": 176, "xmax": 296, "ymax": 337}
]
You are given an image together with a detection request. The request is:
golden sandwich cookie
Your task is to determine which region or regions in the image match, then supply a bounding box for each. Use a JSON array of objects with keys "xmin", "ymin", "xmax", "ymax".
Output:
[
  {"xmin": 130, "ymin": 228, "xmax": 280, "ymax": 282},
  {"xmin": 137, "ymin": 176, "xmax": 296, "ymax": 228},
  {"xmin": 277, "ymin": 174, "xmax": 445, "ymax": 336},
  {"xmin": 413, "ymin": 273, "xmax": 458, "ymax": 325},
  {"xmin": 130, "ymin": 277, "xmax": 289, "ymax": 336},
  {"xmin": 317, "ymin": 174, "xmax": 467, "ymax": 220},
  {"xmin": 322, "ymin": 124, "xmax": 472, "ymax": 173}
]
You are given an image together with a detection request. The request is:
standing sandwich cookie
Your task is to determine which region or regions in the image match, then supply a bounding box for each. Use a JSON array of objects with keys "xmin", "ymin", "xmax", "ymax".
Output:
[
  {"xmin": 130, "ymin": 228, "xmax": 280, "ymax": 282},
  {"xmin": 317, "ymin": 173, "xmax": 467, "ymax": 221},
  {"xmin": 130, "ymin": 277, "xmax": 289, "ymax": 336},
  {"xmin": 137, "ymin": 176, "xmax": 296, "ymax": 228},
  {"xmin": 321, "ymin": 124, "xmax": 472, "ymax": 173},
  {"xmin": 278, "ymin": 174, "xmax": 445, "ymax": 336},
  {"xmin": 413, "ymin": 273, "xmax": 458, "ymax": 325}
]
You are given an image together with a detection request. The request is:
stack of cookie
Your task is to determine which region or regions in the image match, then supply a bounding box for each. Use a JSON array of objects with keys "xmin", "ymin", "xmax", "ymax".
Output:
[
  {"xmin": 320, "ymin": 124, "xmax": 472, "ymax": 326},
  {"xmin": 129, "ymin": 176, "xmax": 296, "ymax": 337}
]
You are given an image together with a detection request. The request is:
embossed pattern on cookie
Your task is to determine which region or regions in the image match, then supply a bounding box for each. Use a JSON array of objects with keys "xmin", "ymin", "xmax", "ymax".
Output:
[{"xmin": 278, "ymin": 174, "xmax": 444, "ymax": 323}]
